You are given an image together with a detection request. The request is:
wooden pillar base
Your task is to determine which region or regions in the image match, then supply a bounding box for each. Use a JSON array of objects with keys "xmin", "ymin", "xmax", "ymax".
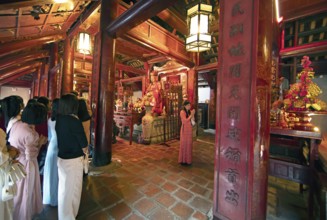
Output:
[{"xmin": 93, "ymin": 150, "xmax": 111, "ymax": 167}]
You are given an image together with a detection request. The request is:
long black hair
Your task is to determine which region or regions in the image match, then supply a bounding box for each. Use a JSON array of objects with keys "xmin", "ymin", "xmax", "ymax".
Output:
[
  {"xmin": 21, "ymin": 102, "xmax": 47, "ymax": 125},
  {"xmin": 77, "ymin": 99, "xmax": 91, "ymax": 122},
  {"xmin": 182, "ymin": 100, "xmax": 191, "ymax": 118},
  {"xmin": 51, "ymin": 98, "xmax": 59, "ymax": 121},
  {"xmin": 1, "ymin": 95, "xmax": 24, "ymax": 128},
  {"xmin": 58, "ymin": 94, "xmax": 79, "ymax": 116},
  {"xmin": 37, "ymin": 96, "xmax": 50, "ymax": 112}
]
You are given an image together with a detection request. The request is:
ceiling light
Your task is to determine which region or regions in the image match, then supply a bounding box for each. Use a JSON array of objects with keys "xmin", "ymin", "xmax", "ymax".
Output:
[
  {"xmin": 77, "ymin": 32, "xmax": 91, "ymax": 55},
  {"xmin": 54, "ymin": 0, "xmax": 68, "ymax": 3},
  {"xmin": 275, "ymin": 0, "xmax": 283, "ymax": 23},
  {"xmin": 186, "ymin": 2, "xmax": 212, "ymax": 52}
]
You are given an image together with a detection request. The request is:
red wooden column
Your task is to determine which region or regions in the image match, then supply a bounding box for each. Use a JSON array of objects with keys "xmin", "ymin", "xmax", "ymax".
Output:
[
  {"xmin": 39, "ymin": 62, "xmax": 49, "ymax": 97},
  {"xmin": 33, "ymin": 67, "xmax": 42, "ymax": 97},
  {"xmin": 187, "ymin": 68, "xmax": 196, "ymax": 104},
  {"xmin": 144, "ymin": 62, "xmax": 150, "ymax": 94},
  {"xmin": 48, "ymin": 42, "xmax": 59, "ymax": 99},
  {"xmin": 209, "ymin": 87, "xmax": 217, "ymax": 128},
  {"xmin": 61, "ymin": 37, "xmax": 74, "ymax": 95},
  {"xmin": 214, "ymin": 0, "xmax": 273, "ymax": 219},
  {"xmin": 91, "ymin": 0, "xmax": 118, "ymax": 166}
]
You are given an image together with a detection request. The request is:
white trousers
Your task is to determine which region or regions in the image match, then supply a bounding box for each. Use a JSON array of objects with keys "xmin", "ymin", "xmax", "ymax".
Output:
[{"xmin": 58, "ymin": 156, "xmax": 83, "ymax": 220}]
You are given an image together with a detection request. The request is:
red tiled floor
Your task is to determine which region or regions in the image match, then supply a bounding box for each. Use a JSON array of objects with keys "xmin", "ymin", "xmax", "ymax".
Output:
[
  {"xmin": 34, "ymin": 131, "xmax": 310, "ymax": 219},
  {"xmin": 165, "ymin": 173, "xmax": 183, "ymax": 182},
  {"xmin": 154, "ymin": 192, "xmax": 176, "ymax": 208},
  {"xmin": 134, "ymin": 198, "xmax": 157, "ymax": 216},
  {"xmin": 173, "ymin": 188, "xmax": 194, "ymax": 202},
  {"xmin": 177, "ymin": 178, "xmax": 195, "ymax": 189},
  {"xmin": 189, "ymin": 196, "xmax": 212, "ymax": 213},
  {"xmin": 149, "ymin": 175, "xmax": 166, "ymax": 186},
  {"xmin": 139, "ymin": 183, "xmax": 161, "ymax": 197},
  {"xmin": 129, "ymin": 177, "xmax": 148, "ymax": 188},
  {"xmin": 97, "ymin": 191, "xmax": 122, "ymax": 208},
  {"xmin": 147, "ymin": 207, "xmax": 175, "ymax": 220},
  {"xmin": 108, "ymin": 202, "xmax": 132, "ymax": 219},
  {"xmin": 125, "ymin": 213, "xmax": 146, "ymax": 220},
  {"xmin": 80, "ymin": 211, "xmax": 110, "ymax": 220},
  {"xmin": 161, "ymin": 181, "xmax": 179, "ymax": 193},
  {"xmin": 121, "ymin": 189, "xmax": 144, "ymax": 205},
  {"xmin": 189, "ymin": 184, "xmax": 209, "ymax": 196},
  {"xmin": 170, "ymin": 202, "xmax": 195, "ymax": 219},
  {"xmin": 192, "ymin": 176, "xmax": 209, "ymax": 186},
  {"xmin": 192, "ymin": 211, "xmax": 208, "ymax": 220}
]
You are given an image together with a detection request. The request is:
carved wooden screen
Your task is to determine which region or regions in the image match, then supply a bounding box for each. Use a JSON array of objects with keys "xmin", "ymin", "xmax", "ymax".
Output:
[
  {"xmin": 164, "ymin": 85, "xmax": 182, "ymax": 141},
  {"xmin": 283, "ymin": 12, "xmax": 327, "ymax": 48}
]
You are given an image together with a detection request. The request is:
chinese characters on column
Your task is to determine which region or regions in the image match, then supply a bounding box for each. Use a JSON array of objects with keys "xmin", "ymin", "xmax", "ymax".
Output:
[{"xmin": 223, "ymin": 1, "xmax": 246, "ymax": 208}]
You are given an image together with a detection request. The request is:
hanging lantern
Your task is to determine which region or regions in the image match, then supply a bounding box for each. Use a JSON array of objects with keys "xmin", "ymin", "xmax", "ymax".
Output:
[
  {"xmin": 185, "ymin": 2, "xmax": 212, "ymax": 52},
  {"xmin": 77, "ymin": 32, "xmax": 91, "ymax": 55}
]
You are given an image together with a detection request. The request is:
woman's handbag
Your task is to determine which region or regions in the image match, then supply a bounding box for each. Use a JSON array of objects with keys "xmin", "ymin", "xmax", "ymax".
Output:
[
  {"xmin": 9, "ymin": 162, "xmax": 27, "ymax": 183},
  {"xmin": 191, "ymin": 118, "xmax": 196, "ymax": 127},
  {"xmin": 83, "ymin": 153, "xmax": 89, "ymax": 174},
  {"xmin": 2, "ymin": 175, "xmax": 17, "ymax": 201},
  {"xmin": 1, "ymin": 164, "xmax": 18, "ymax": 202}
]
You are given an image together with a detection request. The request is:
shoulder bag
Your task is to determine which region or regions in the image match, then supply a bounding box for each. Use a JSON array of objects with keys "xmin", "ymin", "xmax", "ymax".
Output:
[{"xmin": 1, "ymin": 163, "xmax": 17, "ymax": 201}]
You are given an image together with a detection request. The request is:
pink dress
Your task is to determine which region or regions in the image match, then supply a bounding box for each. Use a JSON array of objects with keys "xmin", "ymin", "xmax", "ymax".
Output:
[
  {"xmin": 178, "ymin": 110, "xmax": 193, "ymax": 164},
  {"xmin": 8, "ymin": 121, "xmax": 42, "ymax": 220}
]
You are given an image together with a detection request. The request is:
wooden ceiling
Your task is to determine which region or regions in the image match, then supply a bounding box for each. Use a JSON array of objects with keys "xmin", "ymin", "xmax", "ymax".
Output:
[
  {"xmin": 0, "ymin": 0, "xmax": 326, "ymax": 89},
  {"xmin": 0, "ymin": 1, "xmax": 92, "ymax": 42}
]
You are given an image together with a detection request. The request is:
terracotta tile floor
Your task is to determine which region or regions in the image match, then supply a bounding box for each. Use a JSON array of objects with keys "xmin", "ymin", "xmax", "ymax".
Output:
[{"xmin": 35, "ymin": 130, "xmax": 312, "ymax": 220}]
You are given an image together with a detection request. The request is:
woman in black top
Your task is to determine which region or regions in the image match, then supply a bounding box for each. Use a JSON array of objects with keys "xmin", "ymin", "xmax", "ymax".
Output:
[{"xmin": 55, "ymin": 94, "xmax": 88, "ymax": 220}]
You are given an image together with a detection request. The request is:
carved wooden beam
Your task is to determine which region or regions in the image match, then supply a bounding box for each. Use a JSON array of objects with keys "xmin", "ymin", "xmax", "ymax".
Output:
[
  {"xmin": 0, "ymin": 0, "xmax": 94, "ymax": 10},
  {"xmin": 74, "ymin": 53, "xmax": 146, "ymax": 75},
  {"xmin": 67, "ymin": 1, "xmax": 101, "ymax": 38},
  {"xmin": 116, "ymin": 63, "xmax": 146, "ymax": 75},
  {"xmin": 74, "ymin": 53, "xmax": 93, "ymax": 62},
  {"xmin": 195, "ymin": 62, "xmax": 218, "ymax": 73},
  {"xmin": 74, "ymin": 77, "xmax": 91, "ymax": 83},
  {"xmin": 203, "ymin": 53, "xmax": 218, "ymax": 60},
  {"xmin": 0, "ymin": 50, "xmax": 49, "ymax": 71},
  {"xmin": 157, "ymin": 9, "xmax": 188, "ymax": 35},
  {"xmin": 108, "ymin": 3, "xmax": 193, "ymax": 67},
  {"xmin": 75, "ymin": 44, "xmax": 149, "ymax": 63},
  {"xmin": 3, "ymin": 79, "xmax": 33, "ymax": 87},
  {"xmin": 106, "ymin": 0, "xmax": 176, "ymax": 38},
  {"xmin": 282, "ymin": 1, "xmax": 327, "ymax": 22},
  {"xmin": 74, "ymin": 68, "xmax": 92, "ymax": 75},
  {"xmin": 0, "ymin": 61, "xmax": 42, "ymax": 81},
  {"xmin": 0, "ymin": 34, "xmax": 64, "ymax": 57},
  {"xmin": 124, "ymin": 21, "xmax": 194, "ymax": 67},
  {"xmin": 159, "ymin": 69, "xmax": 188, "ymax": 78},
  {"xmin": 0, "ymin": 68, "xmax": 37, "ymax": 86},
  {"xmin": 280, "ymin": 40, "xmax": 327, "ymax": 57},
  {"xmin": 115, "ymin": 75, "xmax": 144, "ymax": 83},
  {"xmin": 146, "ymin": 55, "xmax": 170, "ymax": 64}
]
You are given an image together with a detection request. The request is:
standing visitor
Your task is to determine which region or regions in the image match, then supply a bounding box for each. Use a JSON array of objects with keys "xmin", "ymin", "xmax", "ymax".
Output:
[
  {"xmin": 0, "ymin": 127, "xmax": 19, "ymax": 220},
  {"xmin": 2, "ymin": 96, "xmax": 24, "ymax": 138},
  {"xmin": 178, "ymin": 100, "xmax": 195, "ymax": 165},
  {"xmin": 36, "ymin": 96, "xmax": 50, "ymax": 185},
  {"xmin": 71, "ymin": 91, "xmax": 92, "ymax": 156},
  {"xmin": 56, "ymin": 94, "xmax": 88, "ymax": 220},
  {"xmin": 43, "ymin": 98, "xmax": 59, "ymax": 206},
  {"xmin": 8, "ymin": 102, "xmax": 48, "ymax": 220},
  {"xmin": 77, "ymin": 99, "xmax": 91, "ymax": 149}
]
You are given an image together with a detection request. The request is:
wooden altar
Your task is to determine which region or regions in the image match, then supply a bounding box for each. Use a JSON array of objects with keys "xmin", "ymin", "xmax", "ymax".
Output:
[
  {"xmin": 113, "ymin": 111, "xmax": 145, "ymax": 145},
  {"xmin": 269, "ymin": 127, "xmax": 322, "ymax": 218}
]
